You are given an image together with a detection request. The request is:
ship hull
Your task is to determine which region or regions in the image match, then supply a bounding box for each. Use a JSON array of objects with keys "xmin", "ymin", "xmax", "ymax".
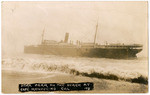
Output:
[{"xmin": 24, "ymin": 45, "xmax": 142, "ymax": 59}]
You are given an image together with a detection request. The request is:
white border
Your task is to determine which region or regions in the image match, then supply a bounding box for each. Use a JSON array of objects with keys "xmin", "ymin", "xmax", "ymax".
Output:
[{"xmin": 0, "ymin": 0, "xmax": 149, "ymax": 95}]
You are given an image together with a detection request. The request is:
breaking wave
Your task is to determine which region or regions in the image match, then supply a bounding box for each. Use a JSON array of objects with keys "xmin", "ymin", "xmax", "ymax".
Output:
[{"xmin": 2, "ymin": 55, "xmax": 148, "ymax": 85}]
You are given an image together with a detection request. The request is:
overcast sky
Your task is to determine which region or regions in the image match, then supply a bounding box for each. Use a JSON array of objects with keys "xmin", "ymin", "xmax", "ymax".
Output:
[{"xmin": 2, "ymin": 1, "xmax": 148, "ymax": 57}]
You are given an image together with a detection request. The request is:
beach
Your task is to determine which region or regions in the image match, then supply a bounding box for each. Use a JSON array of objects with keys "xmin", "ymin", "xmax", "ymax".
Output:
[{"xmin": 2, "ymin": 70, "xmax": 148, "ymax": 93}]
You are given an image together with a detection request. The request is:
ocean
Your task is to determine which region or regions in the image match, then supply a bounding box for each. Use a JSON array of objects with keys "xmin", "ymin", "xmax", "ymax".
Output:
[{"xmin": 2, "ymin": 53, "xmax": 148, "ymax": 85}]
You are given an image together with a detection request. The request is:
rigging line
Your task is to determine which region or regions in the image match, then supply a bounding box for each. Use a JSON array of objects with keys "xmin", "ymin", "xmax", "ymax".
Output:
[
  {"xmin": 79, "ymin": 30, "xmax": 95, "ymax": 42},
  {"xmin": 80, "ymin": 28, "xmax": 94, "ymax": 41},
  {"xmin": 79, "ymin": 17, "xmax": 99, "ymax": 42},
  {"xmin": 79, "ymin": 23, "xmax": 98, "ymax": 42},
  {"xmin": 79, "ymin": 31, "xmax": 91, "ymax": 40}
]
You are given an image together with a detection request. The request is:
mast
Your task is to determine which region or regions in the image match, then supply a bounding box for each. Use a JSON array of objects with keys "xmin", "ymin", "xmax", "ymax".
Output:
[
  {"xmin": 41, "ymin": 27, "xmax": 45, "ymax": 44},
  {"xmin": 94, "ymin": 21, "xmax": 98, "ymax": 45}
]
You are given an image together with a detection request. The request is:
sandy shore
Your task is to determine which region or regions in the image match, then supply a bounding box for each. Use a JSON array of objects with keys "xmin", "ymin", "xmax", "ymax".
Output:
[{"xmin": 2, "ymin": 70, "xmax": 148, "ymax": 94}]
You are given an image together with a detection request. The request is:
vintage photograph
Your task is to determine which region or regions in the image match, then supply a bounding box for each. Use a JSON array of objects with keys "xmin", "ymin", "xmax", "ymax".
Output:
[{"xmin": 1, "ymin": 1, "xmax": 148, "ymax": 93}]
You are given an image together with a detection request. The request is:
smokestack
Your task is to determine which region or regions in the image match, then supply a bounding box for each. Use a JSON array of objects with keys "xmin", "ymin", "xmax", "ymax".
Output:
[{"xmin": 64, "ymin": 33, "xmax": 69, "ymax": 43}]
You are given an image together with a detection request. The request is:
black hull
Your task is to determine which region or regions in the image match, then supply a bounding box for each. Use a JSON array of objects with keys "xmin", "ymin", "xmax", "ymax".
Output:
[{"xmin": 24, "ymin": 46, "xmax": 142, "ymax": 59}]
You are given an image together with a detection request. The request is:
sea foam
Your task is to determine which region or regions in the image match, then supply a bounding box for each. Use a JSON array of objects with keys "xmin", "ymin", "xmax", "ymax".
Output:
[{"xmin": 2, "ymin": 54, "xmax": 148, "ymax": 84}]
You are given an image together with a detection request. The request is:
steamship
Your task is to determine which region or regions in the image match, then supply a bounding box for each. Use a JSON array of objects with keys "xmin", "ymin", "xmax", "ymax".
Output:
[{"xmin": 24, "ymin": 23, "xmax": 143, "ymax": 59}]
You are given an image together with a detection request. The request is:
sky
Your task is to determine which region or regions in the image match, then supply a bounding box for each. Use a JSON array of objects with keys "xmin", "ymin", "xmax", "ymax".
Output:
[{"xmin": 2, "ymin": 1, "xmax": 148, "ymax": 57}]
